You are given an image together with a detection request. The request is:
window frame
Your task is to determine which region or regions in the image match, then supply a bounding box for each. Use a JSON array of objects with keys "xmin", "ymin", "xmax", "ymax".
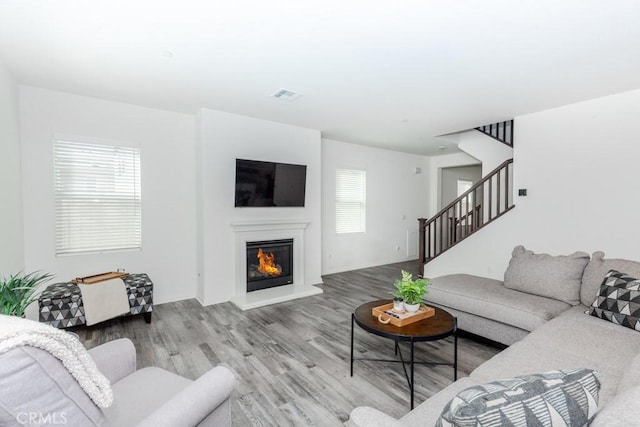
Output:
[
  {"xmin": 53, "ymin": 135, "xmax": 142, "ymax": 256},
  {"xmin": 335, "ymin": 168, "xmax": 366, "ymax": 234}
]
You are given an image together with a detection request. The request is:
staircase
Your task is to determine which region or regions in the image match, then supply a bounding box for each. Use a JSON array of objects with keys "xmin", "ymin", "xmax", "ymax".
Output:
[
  {"xmin": 418, "ymin": 120, "xmax": 515, "ymax": 276},
  {"xmin": 475, "ymin": 119, "xmax": 514, "ymax": 147}
]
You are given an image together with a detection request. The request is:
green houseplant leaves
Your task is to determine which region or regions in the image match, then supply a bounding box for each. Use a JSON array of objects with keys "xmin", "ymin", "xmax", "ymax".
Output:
[
  {"xmin": 0, "ymin": 271, "xmax": 52, "ymax": 317},
  {"xmin": 392, "ymin": 270, "xmax": 429, "ymax": 305}
]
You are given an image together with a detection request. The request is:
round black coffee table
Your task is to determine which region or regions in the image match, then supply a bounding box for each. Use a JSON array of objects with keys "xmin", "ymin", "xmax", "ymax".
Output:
[{"xmin": 350, "ymin": 299, "xmax": 457, "ymax": 409}]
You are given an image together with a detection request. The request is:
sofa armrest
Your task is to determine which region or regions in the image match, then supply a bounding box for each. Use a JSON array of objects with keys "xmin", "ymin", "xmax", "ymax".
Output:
[
  {"xmin": 87, "ymin": 338, "xmax": 137, "ymax": 384},
  {"xmin": 137, "ymin": 366, "xmax": 236, "ymax": 427},
  {"xmin": 348, "ymin": 407, "xmax": 404, "ymax": 427}
]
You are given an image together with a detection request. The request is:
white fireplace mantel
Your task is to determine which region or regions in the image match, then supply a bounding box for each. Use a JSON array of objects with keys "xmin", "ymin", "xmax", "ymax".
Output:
[
  {"xmin": 230, "ymin": 219, "xmax": 322, "ymax": 310},
  {"xmin": 230, "ymin": 219, "xmax": 312, "ymax": 233}
]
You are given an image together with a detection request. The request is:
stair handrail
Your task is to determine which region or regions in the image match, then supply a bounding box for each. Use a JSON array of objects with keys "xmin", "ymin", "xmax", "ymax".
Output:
[
  {"xmin": 432, "ymin": 158, "xmax": 513, "ymax": 220},
  {"xmin": 418, "ymin": 158, "xmax": 514, "ymax": 276}
]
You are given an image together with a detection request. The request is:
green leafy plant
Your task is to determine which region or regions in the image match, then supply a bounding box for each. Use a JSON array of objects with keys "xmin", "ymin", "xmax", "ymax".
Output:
[
  {"xmin": 0, "ymin": 271, "xmax": 52, "ymax": 317},
  {"xmin": 392, "ymin": 270, "xmax": 429, "ymax": 305}
]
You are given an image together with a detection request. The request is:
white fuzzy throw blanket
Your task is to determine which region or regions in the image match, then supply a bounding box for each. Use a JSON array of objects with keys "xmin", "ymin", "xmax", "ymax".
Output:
[
  {"xmin": 0, "ymin": 314, "xmax": 113, "ymax": 408},
  {"xmin": 78, "ymin": 277, "xmax": 130, "ymax": 326}
]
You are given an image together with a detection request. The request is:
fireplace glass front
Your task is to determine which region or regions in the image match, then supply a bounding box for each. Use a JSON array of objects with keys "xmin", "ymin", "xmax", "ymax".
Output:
[{"xmin": 246, "ymin": 239, "xmax": 293, "ymax": 292}]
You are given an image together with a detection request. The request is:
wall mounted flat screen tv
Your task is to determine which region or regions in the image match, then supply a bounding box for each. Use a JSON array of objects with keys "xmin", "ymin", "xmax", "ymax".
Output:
[{"xmin": 235, "ymin": 159, "xmax": 307, "ymax": 207}]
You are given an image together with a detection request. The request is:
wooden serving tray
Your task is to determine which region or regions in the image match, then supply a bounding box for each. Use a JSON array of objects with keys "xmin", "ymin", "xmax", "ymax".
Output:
[
  {"xmin": 72, "ymin": 271, "xmax": 129, "ymax": 285},
  {"xmin": 372, "ymin": 302, "xmax": 435, "ymax": 327}
]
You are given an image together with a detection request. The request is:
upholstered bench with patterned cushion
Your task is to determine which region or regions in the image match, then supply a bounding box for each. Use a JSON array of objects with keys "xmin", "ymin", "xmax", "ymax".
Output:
[{"xmin": 38, "ymin": 273, "xmax": 153, "ymax": 328}]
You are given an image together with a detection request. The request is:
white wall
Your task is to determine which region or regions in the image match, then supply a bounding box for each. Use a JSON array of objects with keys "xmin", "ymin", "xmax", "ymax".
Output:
[
  {"xmin": 19, "ymin": 87, "xmax": 197, "ymax": 304},
  {"xmin": 0, "ymin": 63, "xmax": 24, "ymax": 274},
  {"xmin": 425, "ymin": 88, "xmax": 640, "ymax": 280},
  {"xmin": 428, "ymin": 152, "xmax": 480, "ymax": 217},
  {"xmin": 321, "ymin": 139, "xmax": 430, "ymax": 274},
  {"xmin": 197, "ymin": 109, "xmax": 322, "ymax": 305},
  {"xmin": 458, "ymin": 130, "xmax": 513, "ymax": 176}
]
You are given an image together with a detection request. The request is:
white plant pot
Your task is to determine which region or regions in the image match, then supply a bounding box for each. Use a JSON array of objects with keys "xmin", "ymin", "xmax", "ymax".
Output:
[{"xmin": 404, "ymin": 302, "xmax": 420, "ymax": 313}]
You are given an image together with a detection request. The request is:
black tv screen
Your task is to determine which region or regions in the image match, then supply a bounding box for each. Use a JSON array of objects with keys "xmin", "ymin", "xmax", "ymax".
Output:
[{"xmin": 235, "ymin": 159, "xmax": 307, "ymax": 207}]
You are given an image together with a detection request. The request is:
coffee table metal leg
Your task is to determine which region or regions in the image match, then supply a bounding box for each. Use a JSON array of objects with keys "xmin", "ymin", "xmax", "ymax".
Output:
[
  {"xmin": 351, "ymin": 303, "xmax": 457, "ymax": 411},
  {"xmin": 410, "ymin": 339, "xmax": 415, "ymax": 410},
  {"xmin": 454, "ymin": 319, "xmax": 458, "ymax": 381},
  {"xmin": 350, "ymin": 313, "xmax": 354, "ymax": 377}
]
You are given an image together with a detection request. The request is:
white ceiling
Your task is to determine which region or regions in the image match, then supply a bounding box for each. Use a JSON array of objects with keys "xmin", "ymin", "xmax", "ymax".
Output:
[{"xmin": 1, "ymin": 0, "xmax": 640, "ymax": 155}]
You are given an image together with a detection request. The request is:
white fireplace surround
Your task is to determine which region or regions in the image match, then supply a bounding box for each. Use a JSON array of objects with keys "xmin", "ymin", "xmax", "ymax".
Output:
[{"xmin": 230, "ymin": 220, "xmax": 323, "ymax": 310}]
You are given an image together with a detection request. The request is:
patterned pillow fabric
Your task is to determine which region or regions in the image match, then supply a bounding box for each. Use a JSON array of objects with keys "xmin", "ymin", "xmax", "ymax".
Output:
[
  {"xmin": 436, "ymin": 368, "xmax": 600, "ymax": 427},
  {"xmin": 587, "ymin": 270, "xmax": 640, "ymax": 331},
  {"xmin": 580, "ymin": 252, "xmax": 640, "ymax": 306}
]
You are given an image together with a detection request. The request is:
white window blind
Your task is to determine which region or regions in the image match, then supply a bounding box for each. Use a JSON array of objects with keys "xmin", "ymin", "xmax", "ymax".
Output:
[
  {"xmin": 54, "ymin": 139, "xmax": 141, "ymax": 255},
  {"xmin": 335, "ymin": 168, "xmax": 366, "ymax": 234}
]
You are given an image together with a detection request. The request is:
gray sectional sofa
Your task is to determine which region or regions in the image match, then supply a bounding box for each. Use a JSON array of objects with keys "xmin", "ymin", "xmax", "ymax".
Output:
[
  {"xmin": 427, "ymin": 246, "xmax": 592, "ymax": 346},
  {"xmin": 348, "ymin": 247, "xmax": 640, "ymax": 426}
]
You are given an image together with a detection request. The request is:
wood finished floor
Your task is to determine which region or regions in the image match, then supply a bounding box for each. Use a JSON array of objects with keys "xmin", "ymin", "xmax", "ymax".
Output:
[{"xmin": 76, "ymin": 262, "xmax": 502, "ymax": 426}]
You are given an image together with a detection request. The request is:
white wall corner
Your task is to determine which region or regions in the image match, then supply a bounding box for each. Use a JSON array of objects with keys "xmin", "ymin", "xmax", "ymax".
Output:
[
  {"xmin": 457, "ymin": 129, "xmax": 513, "ymax": 175},
  {"xmin": 321, "ymin": 138, "xmax": 430, "ymax": 275}
]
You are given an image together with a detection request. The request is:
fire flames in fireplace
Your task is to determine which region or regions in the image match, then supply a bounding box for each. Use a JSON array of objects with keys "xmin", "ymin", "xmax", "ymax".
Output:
[
  {"xmin": 246, "ymin": 239, "xmax": 292, "ymax": 291},
  {"xmin": 256, "ymin": 248, "xmax": 282, "ymax": 277}
]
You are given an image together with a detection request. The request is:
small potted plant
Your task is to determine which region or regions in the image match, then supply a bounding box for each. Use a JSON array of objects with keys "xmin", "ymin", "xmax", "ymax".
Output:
[
  {"xmin": 392, "ymin": 270, "xmax": 429, "ymax": 313},
  {"xmin": 0, "ymin": 271, "xmax": 52, "ymax": 317},
  {"xmin": 392, "ymin": 296, "xmax": 404, "ymax": 313}
]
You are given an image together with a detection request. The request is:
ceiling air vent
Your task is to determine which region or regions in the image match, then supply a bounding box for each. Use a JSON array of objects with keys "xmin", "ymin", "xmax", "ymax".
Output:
[{"xmin": 271, "ymin": 89, "xmax": 303, "ymax": 102}]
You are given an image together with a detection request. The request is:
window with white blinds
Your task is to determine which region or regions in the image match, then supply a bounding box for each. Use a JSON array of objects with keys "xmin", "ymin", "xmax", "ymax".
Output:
[
  {"xmin": 335, "ymin": 168, "xmax": 366, "ymax": 234},
  {"xmin": 53, "ymin": 139, "xmax": 142, "ymax": 255}
]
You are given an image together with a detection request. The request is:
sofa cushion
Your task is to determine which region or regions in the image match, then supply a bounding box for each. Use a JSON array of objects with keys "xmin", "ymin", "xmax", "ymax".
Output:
[
  {"xmin": 581, "ymin": 252, "xmax": 640, "ymax": 306},
  {"xmin": 503, "ymin": 245, "xmax": 590, "ymax": 305},
  {"xmin": 436, "ymin": 369, "xmax": 600, "ymax": 427},
  {"xmin": 615, "ymin": 352, "xmax": 640, "ymax": 395},
  {"xmin": 434, "ymin": 304, "xmax": 528, "ymax": 346},
  {"xmin": 587, "ymin": 270, "xmax": 640, "ymax": 332},
  {"xmin": 591, "ymin": 385, "xmax": 640, "ymax": 427},
  {"xmin": 427, "ymin": 274, "xmax": 570, "ymax": 332},
  {"xmin": 471, "ymin": 305, "xmax": 640, "ymax": 406}
]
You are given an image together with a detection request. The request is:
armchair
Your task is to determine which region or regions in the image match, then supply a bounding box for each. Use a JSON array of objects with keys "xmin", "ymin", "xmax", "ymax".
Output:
[
  {"xmin": 0, "ymin": 333, "xmax": 235, "ymax": 426},
  {"xmin": 89, "ymin": 338, "xmax": 235, "ymax": 427}
]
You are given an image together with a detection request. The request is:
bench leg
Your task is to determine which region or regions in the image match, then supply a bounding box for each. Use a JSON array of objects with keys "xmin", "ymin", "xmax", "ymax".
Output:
[{"xmin": 143, "ymin": 312, "xmax": 152, "ymax": 323}]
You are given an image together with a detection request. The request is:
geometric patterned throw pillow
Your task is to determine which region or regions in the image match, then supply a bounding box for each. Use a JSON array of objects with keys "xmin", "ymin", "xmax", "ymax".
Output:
[
  {"xmin": 587, "ymin": 269, "xmax": 640, "ymax": 332},
  {"xmin": 436, "ymin": 368, "xmax": 600, "ymax": 427}
]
